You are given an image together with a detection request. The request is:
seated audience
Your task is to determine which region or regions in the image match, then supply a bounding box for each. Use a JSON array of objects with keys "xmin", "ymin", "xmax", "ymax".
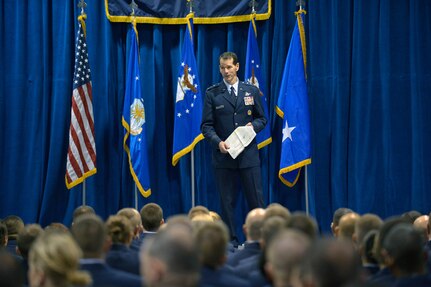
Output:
[
  {"xmin": 338, "ymin": 212, "xmax": 360, "ymax": 243},
  {"xmin": 0, "ymin": 250, "xmax": 24, "ymax": 287},
  {"xmin": 105, "ymin": 215, "xmax": 140, "ymax": 275},
  {"xmin": 360, "ymin": 230, "xmax": 380, "ymax": 277},
  {"xmin": 140, "ymin": 219, "xmax": 200, "ymax": 287},
  {"xmin": 17, "ymin": 224, "xmax": 43, "ymax": 285},
  {"xmin": 194, "ymin": 221, "xmax": 250, "ymax": 287},
  {"xmin": 300, "ymin": 238, "xmax": 366, "ymax": 287},
  {"xmin": 28, "ymin": 230, "xmax": 92, "ymax": 287},
  {"xmin": 382, "ymin": 223, "xmax": 431, "ymax": 286},
  {"xmin": 71, "ymin": 214, "xmax": 142, "ymax": 287},
  {"xmin": 227, "ymin": 208, "xmax": 265, "ymax": 267},
  {"xmin": 330, "ymin": 207, "xmax": 353, "ymax": 237},
  {"xmin": 286, "ymin": 211, "xmax": 319, "ymax": 240},
  {"xmin": 353, "ymin": 213, "xmax": 383, "ymax": 248},
  {"xmin": 413, "ymin": 214, "xmax": 429, "ymax": 242},
  {"xmin": 2, "ymin": 215, "xmax": 24, "ymax": 256},
  {"xmin": 72, "ymin": 205, "xmax": 95, "ymax": 225},
  {"xmin": 265, "ymin": 229, "xmax": 311, "ymax": 287}
]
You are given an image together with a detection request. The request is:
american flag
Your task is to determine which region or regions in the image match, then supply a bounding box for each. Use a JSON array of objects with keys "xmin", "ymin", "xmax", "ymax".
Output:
[{"xmin": 65, "ymin": 22, "xmax": 97, "ymax": 189}]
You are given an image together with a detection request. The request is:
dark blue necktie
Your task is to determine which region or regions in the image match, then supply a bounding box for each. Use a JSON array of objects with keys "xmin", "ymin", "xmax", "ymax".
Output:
[{"xmin": 230, "ymin": 86, "xmax": 235, "ymax": 98}]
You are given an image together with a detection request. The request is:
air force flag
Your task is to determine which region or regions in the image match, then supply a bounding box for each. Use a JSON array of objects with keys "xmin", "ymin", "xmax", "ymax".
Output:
[
  {"xmin": 172, "ymin": 14, "xmax": 204, "ymax": 166},
  {"xmin": 122, "ymin": 24, "xmax": 151, "ymax": 197},
  {"xmin": 245, "ymin": 18, "xmax": 272, "ymax": 149}
]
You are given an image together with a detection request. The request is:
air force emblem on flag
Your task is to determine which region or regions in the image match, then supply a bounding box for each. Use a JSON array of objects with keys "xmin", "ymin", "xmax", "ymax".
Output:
[
  {"xmin": 176, "ymin": 63, "xmax": 198, "ymax": 103},
  {"xmin": 130, "ymin": 98, "xmax": 146, "ymax": 136}
]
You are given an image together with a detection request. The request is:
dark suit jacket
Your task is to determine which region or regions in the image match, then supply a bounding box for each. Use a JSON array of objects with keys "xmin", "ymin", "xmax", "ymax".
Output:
[
  {"xmin": 80, "ymin": 261, "xmax": 142, "ymax": 287},
  {"xmin": 201, "ymin": 81, "xmax": 267, "ymax": 168},
  {"xmin": 106, "ymin": 243, "xmax": 140, "ymax": 275},
  {"xmin": 200, "ymin": 265, "xmax": 250, "ymax": 287},
  {"xmin": 227, "ymin": 241, "xmax": 261, "ymax": 267},
  {"xmin": 130, "ymin": 231, "xmax": 156, "ymax": 252}
]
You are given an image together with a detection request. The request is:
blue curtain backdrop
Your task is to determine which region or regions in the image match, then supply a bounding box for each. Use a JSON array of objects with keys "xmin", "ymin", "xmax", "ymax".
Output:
[{"xmin": 1, "ymin": 0, "xmax": 431, "ymax": 238}]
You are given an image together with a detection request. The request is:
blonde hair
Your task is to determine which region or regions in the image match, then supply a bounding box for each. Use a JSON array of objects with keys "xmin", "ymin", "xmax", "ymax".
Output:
[
  {"xmin": 29, "ymin": 230, "xmax": 92, "ymax": 287},
  {"xmin": 106, "ymin": 215, "xmax": 133, "ymax": 244}
]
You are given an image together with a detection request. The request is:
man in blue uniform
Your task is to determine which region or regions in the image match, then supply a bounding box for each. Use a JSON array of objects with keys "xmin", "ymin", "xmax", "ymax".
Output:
[{"xmin": 201, "ymin": 52, "xmax": 267, "ymax": 242}]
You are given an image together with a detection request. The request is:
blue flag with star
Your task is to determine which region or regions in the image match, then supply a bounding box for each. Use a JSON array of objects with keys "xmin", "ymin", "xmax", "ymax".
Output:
[
  {"xmin": 122, "ymin": 24, "xmax": 151, "ymax": 197},
  {"xmin": 245, "ymin": 18, "xmax": 272, "ymax": 149},
  {"xmin": 172, "ymin": 14, "xmax": 204, "ymax": 166},
  {"xmin": 276, "ymin": 12, "xmax": 311, "ymax": 187}
]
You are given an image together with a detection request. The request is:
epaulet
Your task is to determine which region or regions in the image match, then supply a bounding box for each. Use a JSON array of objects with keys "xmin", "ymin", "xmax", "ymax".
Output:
[
  {"xmin": 206, "ymin": 83, "xmax": 220, "ymax": 91},
  {"xmin": 242, "ymin": 81, "xmax": 255, "ymax": 88}
]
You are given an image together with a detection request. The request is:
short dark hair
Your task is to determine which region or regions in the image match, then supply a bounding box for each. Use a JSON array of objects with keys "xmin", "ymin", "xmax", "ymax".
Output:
[
  {"xmin": 71, "ymin": 214, "xmax": 106, "ymax": 257},
  {"xmin": 17, "ymin": 224, "xmax": 43, "ymax": 258},
  {"xmin": 140, "ymin": 203, "xmax": 163, "ymax": 231},
  {"xmin": 332, "ymin": 208, "xmax": 353, "ymax": 226},
  {"xmin": 219, "ymin": 52, "xmax": 238, "ymax": 65},
  {"xmin": 382, "ymin": 223, "xmax": 426, "ymax": 273}
]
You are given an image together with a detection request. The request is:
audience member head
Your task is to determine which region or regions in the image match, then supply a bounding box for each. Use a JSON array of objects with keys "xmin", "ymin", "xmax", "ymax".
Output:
[
  {"xmin": 29, "ymin": 230, "xmax": 92, "ymax": 287},
  {"xmin": 2, "ymin": 215, "xmax": 24, "ymax": 241},
  {"xmin": 72, "ymin": 205, "xmax": 95, "ymax": 224},
  {"xmin": 117, "ymin": 207, "xmax": 143, "ymax": 237},
  {"xmin": 209, "ymin": 211, "xmax": 221, "ymax": 222},
  {"xmin": 188, "ymin": 205, "xmax": 210, "ymax": 220},
  {"xmin": 0, "ymin": 222, "xmax": 8, "ymax": 247},
  {"xmin": 140, "ymin": 203, "xmax": 164, "ymax": 232},
  {"xmin": 71, "ymin": 214, "xmax": 108, "ymax": 259},
  {"xmin": 338, "ymin": 212, "xmax": 360, "ymax": 242},
  {"xmin": 243, "ymin": 208, "xmax": 266, "ymax": 241},
  {"xmin": 44, "ymin": 223, "xmax": 69, "ymax": 233},
  {"xmin": 413, "ymin": 215, "xmax": 429, "ymax": 242},
  {"xmin": 286, "ymin": 212, "xmax": 319, "ymax": 240},
  {"xmin": 353, "ymin": 213, "xmax": 383, "ymax": 247},
  {"xmin": 265, "ymin": 229, "xmax": 311, "ymax": 287},
  {"xmin": 106, "ymin": 215, "xmax": 134, "ymax": 246},
  {"xmin": 17, "ymin": 224, "xmax": 43, "ymax": 259},
  {"xmin": 331, "ymin": 207, "xmax": 354, "ymax": 236},
  {"xmin": 374, "ymin": 216, "xmax": 407, "ymax": 266},
  {"xmin": 400, "ymin": 210, "xmax": 421, "ymax": 224},
  {"xmin": 264, "ymin": 203, "xmax": 291, "ymax": 222},
  {"xmin": 193, "ymin": 221, "xmax": 229, "ymax": 268},
  {"xmin": 140, "ymin": 222, "xmax": 200, "ymax": 287},
  {"xmin": 360, "ymin": 230, "xmax": 379, "ymax": 266},
  {"xmin": 300, "ymin": 238, "xmax": 365, "ymax": 287},
  {"xmin": 381, "ymin": 223, "xmax": 427, "ymax": 277},
  {"xmin": 261, "ymin": 216, "xmax": 287, "ymax": 249},
  {"xmin": 0, "ymin": 250, "xmax": 24, "ymax": 287}
]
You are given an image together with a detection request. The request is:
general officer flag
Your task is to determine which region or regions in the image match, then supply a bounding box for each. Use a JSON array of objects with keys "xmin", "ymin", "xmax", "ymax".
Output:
[
  {"xmin": 172, "ymin": 14, "xmax": 204, "ymax": 166},
  {"xmin": 245, "ymin": 18, "xmax": 272, "ymax": 149},
  {"xmin": 122, "ymin": 23, "xmax": 151, "ymax": 197},
  {"xmin": 277, "ymin": 12, "xmax": 311, "ymax": 187}
]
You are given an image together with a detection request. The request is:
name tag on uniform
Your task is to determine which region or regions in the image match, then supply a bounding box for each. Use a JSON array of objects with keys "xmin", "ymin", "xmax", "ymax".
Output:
[
  {"xmin": 216, "ymin": 105, "xmax": 224, "ymax": 110},
  {"xmin": 244, "ymin": 96, "xmax": 254, "ymax": 106}
]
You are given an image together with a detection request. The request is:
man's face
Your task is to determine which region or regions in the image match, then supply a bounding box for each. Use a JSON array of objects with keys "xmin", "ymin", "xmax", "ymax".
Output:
[{"xmin": 219, "ymin": 57, "xmax": 239, "ymax": 85}]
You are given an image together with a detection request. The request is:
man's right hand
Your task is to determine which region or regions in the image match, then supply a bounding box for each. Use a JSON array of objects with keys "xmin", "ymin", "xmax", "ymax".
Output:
[{"xmin": 219, "ymin": 141, "xmax": 230, "ymax": 153}]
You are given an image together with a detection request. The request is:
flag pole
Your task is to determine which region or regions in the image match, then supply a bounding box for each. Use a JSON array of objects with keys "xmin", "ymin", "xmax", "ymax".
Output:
[
  {"xmin": 305, "ymin": 166, "xmax": 309, "ymax": 215},
  {"xmin": 134, "ymin": 184, "xmax": 138, "ymax": 209},
  {"xmin": 188, "ymin": 0, "xmax": 196, "ymax": 208},
  {"xmin": 191, "ymin": 150, "xmax": 195, "ymax": 207},
  {"xmin": 82, "ymin": 180, "xmax": 87, "ymax": 206},
  {"xmin": 297, "ymin": 0, "xmax": 309, "ymax": 215}
]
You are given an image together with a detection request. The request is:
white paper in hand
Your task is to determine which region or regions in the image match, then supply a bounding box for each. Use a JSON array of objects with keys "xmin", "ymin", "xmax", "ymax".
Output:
[{"xmin": 225, "ymin": 126, "xmax": 256, "ymax": 159}]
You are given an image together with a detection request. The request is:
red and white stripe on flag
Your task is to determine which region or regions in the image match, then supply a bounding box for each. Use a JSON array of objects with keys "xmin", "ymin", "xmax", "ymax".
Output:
[{"xmin": 65, "ymin": 22, "xmax": 97, "ymax": 189}]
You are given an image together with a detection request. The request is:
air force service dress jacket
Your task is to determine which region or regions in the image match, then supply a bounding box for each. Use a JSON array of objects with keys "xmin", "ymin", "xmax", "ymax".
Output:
[{"xmin": 201, "ymin": 81, "xmax": 267, "ymax": 169}]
